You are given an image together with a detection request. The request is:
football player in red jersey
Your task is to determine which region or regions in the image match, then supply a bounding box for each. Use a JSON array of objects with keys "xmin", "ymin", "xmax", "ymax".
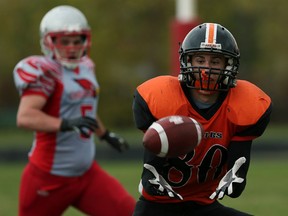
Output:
[
  {"xmin": 13, "ymin": 5, "xmax": 135, "ymax": 216},
  {"xmin": 132, "ymin": 23, "xmax": 272, "ymax": 216}
]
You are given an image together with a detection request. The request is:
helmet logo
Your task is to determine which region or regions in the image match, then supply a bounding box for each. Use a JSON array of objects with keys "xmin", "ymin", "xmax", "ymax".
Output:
[{"xmin": 200, "ymin": 42, "xmax": 221, "ymax": 50}]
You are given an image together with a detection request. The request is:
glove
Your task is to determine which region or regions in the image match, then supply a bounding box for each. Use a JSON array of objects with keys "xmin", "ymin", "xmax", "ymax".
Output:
[
  {"xmin": 144, "ymin": 163, "xmax": 183, "ymax": 200},
  {"xmin": 209, "ymin": 157, "xmax": 246, "ymax": 200},
  {"xmin": 101, "ymin": 130, "xmax": 129, "ymax": 152},
  {"xmin": 60, "ymin": 116, "xmax": 98, "ymax": 138}
]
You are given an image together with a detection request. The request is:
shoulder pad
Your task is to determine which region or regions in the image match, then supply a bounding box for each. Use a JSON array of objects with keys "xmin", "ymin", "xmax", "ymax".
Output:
[
  {"xmin": 226, "ymin": 80, "xmax": 271, "ymax": 126},
  {"xmin": 13, "ymin": 56, "xmax": 58, "ymax": 96},
  {"xmin": 137, "ymin": 76, "xmax": 189, "ymax": 118}
]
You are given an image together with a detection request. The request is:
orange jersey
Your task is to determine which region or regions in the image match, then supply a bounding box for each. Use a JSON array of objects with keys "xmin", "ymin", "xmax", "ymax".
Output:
[{"xmin": 134, "ymin": 75, "xmax": 271, "ymax": 204}]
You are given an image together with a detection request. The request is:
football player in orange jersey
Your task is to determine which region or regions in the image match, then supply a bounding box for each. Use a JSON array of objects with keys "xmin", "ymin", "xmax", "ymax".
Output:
[{"xmin": 132, "ymin": 23, "xmax": 272, "ymax": 216}]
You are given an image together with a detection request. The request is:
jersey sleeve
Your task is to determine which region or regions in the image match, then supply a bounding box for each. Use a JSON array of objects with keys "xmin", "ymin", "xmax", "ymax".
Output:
[
  {"xmin": 132, "ymin": 90, "xmax": 156, "ymax": 131},
  {"xmin": 133, "ymin": 76, "xmax": 188, "ymax": 131},
  {"xmin": 13, "ymin": 56, "xmax": 56, "ymax": 98}
]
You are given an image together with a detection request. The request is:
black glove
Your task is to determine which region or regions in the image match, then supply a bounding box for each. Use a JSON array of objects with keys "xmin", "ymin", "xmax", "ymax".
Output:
[
  {"xmin": 60, "ymin": 116, "xmax": 98, "ymax": 138},
  {"xmin": 101, "ymin": 130, "xmax": 129, "ymax": 152}
]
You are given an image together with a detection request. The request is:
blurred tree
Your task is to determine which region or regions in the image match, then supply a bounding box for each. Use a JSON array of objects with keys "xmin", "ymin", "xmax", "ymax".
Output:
[{"xmin": 0, "ymin": 0, "xmax": 287, "ymax": 128}]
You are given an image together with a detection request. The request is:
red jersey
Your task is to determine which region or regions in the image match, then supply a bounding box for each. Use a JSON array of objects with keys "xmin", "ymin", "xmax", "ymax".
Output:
[{"xmin": 134, "ymin": 75, "xmax": 271, "ymax": 204}]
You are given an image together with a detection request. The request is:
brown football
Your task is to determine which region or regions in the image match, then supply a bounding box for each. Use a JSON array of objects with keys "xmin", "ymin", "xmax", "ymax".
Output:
[{"xmin": 143, "ymin": 115, "xmax": 204, "ymax": 158}]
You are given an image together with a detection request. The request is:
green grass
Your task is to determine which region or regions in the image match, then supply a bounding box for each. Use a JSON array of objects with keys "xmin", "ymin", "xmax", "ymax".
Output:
[
  {"xmin": 1, "ymin": 158, "xmax": 288, "ymax": 216},
  {"xmin": 220, "ymin": 158, "xmax": 288, "ymax": 215}
]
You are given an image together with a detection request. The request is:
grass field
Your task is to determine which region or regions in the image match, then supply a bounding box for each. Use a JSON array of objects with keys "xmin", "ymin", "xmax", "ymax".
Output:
[
  {"xmin": 0, "ymin": 124, "xmax": 287, "ymax": 215},
  {"xmin": 0, "ymin": 158, "xmax": 288, "ymax": 216}
]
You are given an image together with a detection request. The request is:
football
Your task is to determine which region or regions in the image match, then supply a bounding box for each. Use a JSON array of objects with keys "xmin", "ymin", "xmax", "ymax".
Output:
[{"xmin": 142, "ymin": 115, "xmax": 204, "ymax": 158}]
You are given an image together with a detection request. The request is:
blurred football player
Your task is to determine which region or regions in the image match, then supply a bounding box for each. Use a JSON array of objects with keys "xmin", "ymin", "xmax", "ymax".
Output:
[
  {"xmin": 132, "ymin": 23, "xmax": 272, "ymax": 216},
  {"xmin": 13, "ymin": 5, "xmax": 135, "ymax": 216}
]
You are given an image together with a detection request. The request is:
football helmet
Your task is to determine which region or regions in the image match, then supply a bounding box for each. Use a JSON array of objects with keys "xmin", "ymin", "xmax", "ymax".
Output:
[
  {"xmin": 178, "ymin": 23, "xmax": 240, "ymax": 91},
  {"xmin": 40, "ymin": 5, "xmax": 91, "ymax": 69}
]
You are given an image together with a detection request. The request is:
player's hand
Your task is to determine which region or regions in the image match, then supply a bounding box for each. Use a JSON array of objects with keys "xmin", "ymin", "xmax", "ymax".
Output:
[
  {"xmin": 101, "ymin": 130, "xmax": 129, "ymax": 152},
  {"xmin": 209, "ymin": 157, "xmax": 246, "ymax": 200},
  {"xmin": 60, "ymin": 116, "xmax": 98, "ymax": 138},
  {"xmin": 144, "ymin": 163, "xmax": 183, "ymax": 200}
]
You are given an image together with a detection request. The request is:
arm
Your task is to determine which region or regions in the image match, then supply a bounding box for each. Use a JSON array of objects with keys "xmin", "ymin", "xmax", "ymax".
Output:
[
  {"xmin": 17, "ymin": 95, "xmax": 61, "ymax": 132},
  {"xmin": 209, "ymin": 141, "xmax": 252, "ymax": 200},
  {"xmin": 95, "ymin": 115, "xmax": 129, "ymax": 152},
  {"xmin": 210, "ymin": 103, "xmax": 272, "ymax": 200},
  {"xmin": 227, "ymin": 140, "xmax": 252, "ymax": 197},
  {"xmin": 226, "ymin": 105, "xmax": 272, "ymax": 197},
  {"xmin": 94, "ymin": 115, "xmax": 108, "ymax": 137},
  {"xmin": 133, "ymin": 90, "xmax": 180, "ymax": 199},
  {"xmin": 17, "ymin": 94, "xmax": 98, "ymax": 138}
]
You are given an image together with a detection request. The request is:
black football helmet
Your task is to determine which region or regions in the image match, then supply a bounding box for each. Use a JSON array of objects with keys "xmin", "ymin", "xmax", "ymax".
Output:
[{"xmin": 178, "ymin": 23, "xmax": 240, "ymax": 91}]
